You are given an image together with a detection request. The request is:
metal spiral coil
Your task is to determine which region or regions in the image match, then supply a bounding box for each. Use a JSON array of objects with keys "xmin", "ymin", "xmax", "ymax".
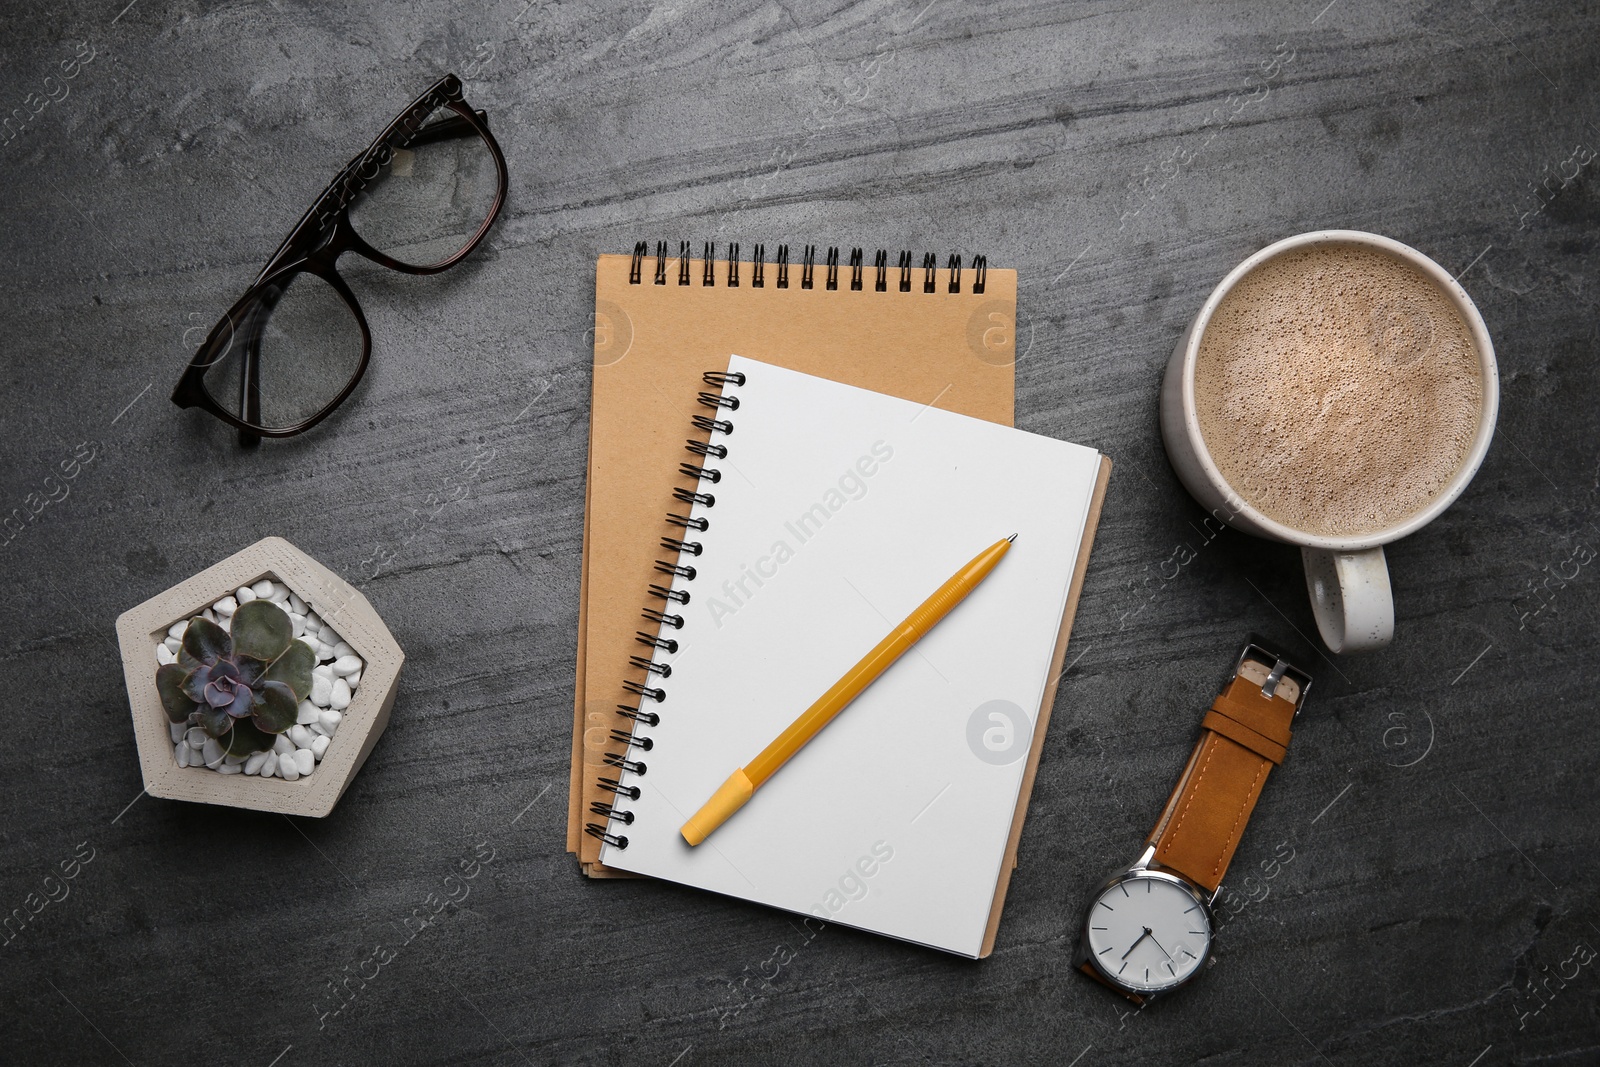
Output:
[
  {"xmin": 679, "ymin": 461, "xmax": 721, "ymax": 482},
  {"xmin": 597, "ymin": 776, "xmax": 640, "ymax": 800},
  {"xmin": 672, "ymin": 486, "xmax": 715, "ymax": 508},
  {"xmin": 641, "ymin": 607, "xmax": 684, "ymax": 628},
  {"xmin": 630, "ymin": 653, "xmax": 672, "ymax": 676},
  {"xmin": 685, "ymin": 438, "xmax": 727, "ymax": 458},
  {"xmin": 604, "ymin": 752, "xmax": 647, "ymax": 775},
  {"xmin": 589, "ymin": 801, "xmax": 634, "ymax": 825},
  {"xmin": 626, "ymin": 242, "xmax": 989, "ymax": 293},
  {"xmin": 609, "ymin": 728, "xmax": 653, "ymax": 752},
  {"xmin": 636, "ymin": 629, "xmax": 679, "ymax": 652},
  {"xmin": 596, "ymin": 365, "xmax": 747, "ymax": 853},
  {"xmin": 615, "ymin": 703, "xmax": 660, "ymax": 726},
  {"xmin": 666, "ymin": 512, "xmax": 709, "ymax": 531}
]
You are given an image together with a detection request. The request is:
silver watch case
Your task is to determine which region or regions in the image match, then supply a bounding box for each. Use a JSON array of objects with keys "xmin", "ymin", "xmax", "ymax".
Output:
[{"xmin": 1073, "ymin": 845, "xmax": 1215, "ymax": 1000}]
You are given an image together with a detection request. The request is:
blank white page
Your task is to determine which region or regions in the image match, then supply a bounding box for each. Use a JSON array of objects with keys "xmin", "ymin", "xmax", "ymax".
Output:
[{"xmin": 600, "ymin": 355, "xmax": 1101, "ymax": 957}]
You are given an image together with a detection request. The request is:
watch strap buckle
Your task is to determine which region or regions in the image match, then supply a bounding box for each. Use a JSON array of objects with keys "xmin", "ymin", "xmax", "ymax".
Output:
[{"xmin": 1233, "ymin": 642, "xmax": 1312, "ymax": 718}]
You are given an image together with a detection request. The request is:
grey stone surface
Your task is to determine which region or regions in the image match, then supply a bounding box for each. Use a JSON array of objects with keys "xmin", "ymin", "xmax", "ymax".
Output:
[{"xmin": 2, "ymin": 0, "xmax": 1597, "ymax": 1064}]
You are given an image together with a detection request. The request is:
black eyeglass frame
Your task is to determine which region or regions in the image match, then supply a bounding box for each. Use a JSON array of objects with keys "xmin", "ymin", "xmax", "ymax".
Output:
[{"xmin": 171, "ymin": 73, "xmax": 508, "ymax": 443}]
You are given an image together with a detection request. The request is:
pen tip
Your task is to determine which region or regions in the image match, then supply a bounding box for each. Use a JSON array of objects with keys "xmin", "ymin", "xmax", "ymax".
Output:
[{"xmin": 1007, "ymin": 533, "xmax": 1017, "ymax": 543}]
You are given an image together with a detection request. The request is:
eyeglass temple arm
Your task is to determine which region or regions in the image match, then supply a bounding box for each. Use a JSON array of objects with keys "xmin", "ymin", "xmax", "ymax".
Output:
[{"xmin": 397, "ymin": 108, "xmax": 489, "ymax": 148}]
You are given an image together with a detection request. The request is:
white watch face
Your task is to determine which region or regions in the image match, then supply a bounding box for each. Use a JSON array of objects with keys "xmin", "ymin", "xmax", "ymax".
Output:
[{"xmin": 1084, "ymin": 872, "xmax": 1212, "ymax": 993}]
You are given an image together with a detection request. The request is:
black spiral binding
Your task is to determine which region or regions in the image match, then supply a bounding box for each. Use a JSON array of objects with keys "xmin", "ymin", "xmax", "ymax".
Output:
[
  {"xmin": 585, "ymin": 367, "xmax": 749, "ymax": 853},
  {"xmin": 628, "ymin": 241, "xmax": 987, "ymax": 294}
]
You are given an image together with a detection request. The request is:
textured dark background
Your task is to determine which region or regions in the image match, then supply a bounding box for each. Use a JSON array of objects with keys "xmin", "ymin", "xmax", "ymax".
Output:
[{"xmin": 3, "ymin": 1, "xmax": 1598, "ymax": 1064}]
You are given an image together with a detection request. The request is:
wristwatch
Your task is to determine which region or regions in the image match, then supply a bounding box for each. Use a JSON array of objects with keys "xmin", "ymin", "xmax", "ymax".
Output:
[{"xmin": 1073, "ymin": 643, "xmax": 1310, "ymax": 1003}]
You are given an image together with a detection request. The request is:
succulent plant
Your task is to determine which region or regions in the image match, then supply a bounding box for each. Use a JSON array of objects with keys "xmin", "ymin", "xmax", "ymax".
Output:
[{"xmin": 155, "ymin": 600, "xmax": 314, "ymax": 758}]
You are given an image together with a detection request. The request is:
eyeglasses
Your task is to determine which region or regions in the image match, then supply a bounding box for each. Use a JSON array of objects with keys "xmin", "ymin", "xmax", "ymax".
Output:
[{"xmin": 172, "ymin": 73, "xmax": 508, "ymax": 445}]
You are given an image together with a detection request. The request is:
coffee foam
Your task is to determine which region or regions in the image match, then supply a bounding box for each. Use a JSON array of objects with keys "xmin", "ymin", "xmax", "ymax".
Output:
[{"xmin": 1193, "ymin": 245, "xmax": 1483, "ymax": 538}]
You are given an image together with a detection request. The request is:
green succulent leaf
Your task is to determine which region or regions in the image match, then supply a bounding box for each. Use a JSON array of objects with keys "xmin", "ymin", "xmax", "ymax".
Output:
[
  {"xmin": 233, "ymin": 655, "xmax": 268, "ymax": 688},
  {"xmin": 197, "ymin": 703, "xmax": 234, "ymax": 739},
  {"xmin": 261, "ymin": 640, "xmax": 315, "ymax": 702},
  {"xmin": 180, "ymin": 664, "xmax": 212, "ymax": 704},
  {"xmin": 181, "ymin": 616, "xmax": 231, "ymax": 668},
  {"xmin": 252, "ymin": 681, "xmax": 299, "ymax": 734},
  {"xmin": 230, "ymin": 600, "xmax": 292, "ymax": 662},
  {"xmin": 223, "ymin": 718, "xmax": 274, "ymax": 758},
  {"xmin": 155, "ymin": 664, "xmax": 198, "ymax": 723}
]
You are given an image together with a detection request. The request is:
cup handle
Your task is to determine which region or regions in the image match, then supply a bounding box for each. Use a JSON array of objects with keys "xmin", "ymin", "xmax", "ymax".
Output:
[{"xmin": 1301, "ymin": 546, "xmax": 1394, "ymax": 653}]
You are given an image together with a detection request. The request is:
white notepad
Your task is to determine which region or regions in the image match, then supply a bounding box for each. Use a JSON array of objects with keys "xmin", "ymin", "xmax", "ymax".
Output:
[{"xmin": 597, "ymin": 356, "xmax": 1104, "ymax": 957}]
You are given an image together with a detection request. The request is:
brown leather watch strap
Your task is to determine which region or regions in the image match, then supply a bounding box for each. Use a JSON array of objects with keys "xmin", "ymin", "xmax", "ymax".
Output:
[{"xmin": 1145, "ymin": 671, "xmax": 1298, "ymax": 893}]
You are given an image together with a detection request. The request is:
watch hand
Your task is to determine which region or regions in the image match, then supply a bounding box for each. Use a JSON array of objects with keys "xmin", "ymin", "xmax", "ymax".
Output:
[
  {"xmin": 1146, "ymin": 931, "xmax": 1175, "ymax": 963},
  {"xmin": 1121, "ymin": 927, "xmax": 1152, "ymax": 961}
]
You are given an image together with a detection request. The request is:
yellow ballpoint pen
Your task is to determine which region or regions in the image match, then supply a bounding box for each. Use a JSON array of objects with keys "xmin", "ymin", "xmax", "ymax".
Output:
[{"xmin": 680, "ymin": 535, "xmax": 1017, "ymax": 846}]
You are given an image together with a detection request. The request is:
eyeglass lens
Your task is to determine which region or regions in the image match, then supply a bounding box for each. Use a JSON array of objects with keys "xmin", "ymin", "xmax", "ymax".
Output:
[
  {"xmin": 348, "ymin": 102, "xmax": 502, "ymax": 270},
  {"xmin": 200, "ymin": 271, "xmax": 365, "ymax": 431}
]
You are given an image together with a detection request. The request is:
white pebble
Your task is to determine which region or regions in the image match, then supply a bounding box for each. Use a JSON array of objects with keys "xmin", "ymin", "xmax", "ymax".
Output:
[
  {"xmin": 293, "ymin": 749, "xmax": 314, "ymax": 776},
  {"xmin": 244, "ymin": 751, "xmax": 269, "ymax": 776},
  {"xmin": 319, "ymin": 709, "xmax": 342, "ymax": 734},
  {"xmin": 346, "ymin": 669, "xmax": 361, "ymax": 689},
  {"xmin": 167, "ymin": 620, "xmax": 187, "ymax": 640},
  {"xmin": 174, "ymin": 741, "xmax": 189, "ymax": 766},
  {"xmin": 235, "ymin": 586, "xmax": 256, "ymax": 603},
  {"xmin": 251, "ymin": 579, "xmax": 274, "ymax": 599},
  {"xmin": 330, "ymin": 679, "xmax": 352, "ymax": 710},
  {"xmin": 321, "ymin": 627, "xmax": 342, "ymax": 648},
  {"xmin": 202, "ymin": 738, "xmax": 224, "ymax": 768},
  {"xmin": 330, "ymin": 655, "xmax": 362, "ymax": 676},
  {"xmin": 318, "ymin": 643, "xmax": 337, "ymax": 663},
  {"xmin": 332, "ymin": 641, "xmax": 354, "ymax": 659},
  {"xmin": 288, "ymin": 593, "xmax": 306, "ymax": 614},
  {"xmin": 216, "ymin": 762, "xmax": 242, "ymax": 774},
  {"xmin": 311, "ymin": 734, "xmax": 331, "ymax": 760},
  {"xmin": 311, "ymin": 673, "xmax": 333, "ymax": 707},
  {"xmin": 304, "ymin": 612, "xmax": 322, "ymax": 634},
  {"xmin": 186, "ymin": 727, "xmax": 207, "ymax": 750},
  {"xmin": 297, "ymin": 700, "xmax": 321, "ymax": 725},
  {"xmin": 288, "ymin": 724, "xmax": 314, "ymax": 749},
  {"xmin": 273, "ymin": 735, "xmax": 295, "ymax": 756},
  {"xmin": 169, "ymin": 721, "xmax": 185, "ymax": 743},
  {"xmin": 156, "ymin": 643, "xmax": 176, "ymax": 666},
  {"xmin": 279, "ymin": 754, "xmax": 300, "ymax": 780},
  {"xmin": 268, "ymin": 586, "xmax": 291, "ymax": 605},
  {"xmin": 309, "ymin": 721, "xmax": 329, "ymax": 737},
  {"xmin": 213, "ymin": 595, "xmax": 237, "ymax": 616},
  {"xmin": 289, "ymin": 613, "xmax": 307, "ymax": 637},
  {"xmin": 260, "ymin": 752, "xmax": 278, "ymax": 778}
]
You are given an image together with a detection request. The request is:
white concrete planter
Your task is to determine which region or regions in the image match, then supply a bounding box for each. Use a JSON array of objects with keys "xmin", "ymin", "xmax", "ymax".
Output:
[{"xmin": 116, "ymin": 537, "xmax": 403, "ymax": 817}]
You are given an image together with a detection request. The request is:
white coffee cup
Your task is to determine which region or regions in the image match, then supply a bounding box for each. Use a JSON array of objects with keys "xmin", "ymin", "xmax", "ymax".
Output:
[{"xmin": 1159, "ymin": 230, "xmax": 1498, "ymax": 653}]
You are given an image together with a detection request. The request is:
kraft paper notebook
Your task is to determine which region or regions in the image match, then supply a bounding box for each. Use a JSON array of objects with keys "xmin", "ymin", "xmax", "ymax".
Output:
[
  {"xmin": 586, "ymin": 357, "xmax": 1109, "ymax": 958},
  {"xmin": 569, "ymin": 243, "xmax": 1020, "ymax": 874}
]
